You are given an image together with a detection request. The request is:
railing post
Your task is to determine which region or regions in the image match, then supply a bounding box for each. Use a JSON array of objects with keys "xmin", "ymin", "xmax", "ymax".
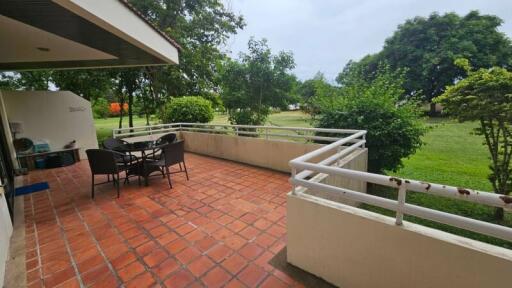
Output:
[
  {"xmin": 395, "ymin": 185, "xmax": 407, "ymax": 225},
  {"xmin": 336, "ymin": 145, "xmax": 343, "ymax": 166},
  {"xmin": 265, "ymin": 127, "xmax": 269, "ymax": 140},
  {"xmin": 291, "ymin": 167, "xmax": 297, "ymax": 195}
]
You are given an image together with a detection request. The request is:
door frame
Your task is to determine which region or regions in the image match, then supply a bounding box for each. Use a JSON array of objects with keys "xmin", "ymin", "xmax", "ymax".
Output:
[{"xmin": 0, "ymin": 110, "xmax": 15, "ymax": 222}]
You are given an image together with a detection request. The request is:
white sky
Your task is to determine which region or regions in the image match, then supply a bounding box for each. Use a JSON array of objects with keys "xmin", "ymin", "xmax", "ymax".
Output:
[{"xmin": 222, "ymin": 0, "xmax": 512, "ymax": 81}]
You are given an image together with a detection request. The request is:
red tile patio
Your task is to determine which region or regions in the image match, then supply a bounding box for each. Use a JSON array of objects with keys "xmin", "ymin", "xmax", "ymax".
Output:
[{"xmin": 21, "ymin": 153, "xmax": 301, "ymax": 288}]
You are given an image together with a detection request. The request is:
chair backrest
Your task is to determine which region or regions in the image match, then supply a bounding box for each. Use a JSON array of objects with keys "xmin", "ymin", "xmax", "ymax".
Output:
[
  {"xmin": 162, "ymin": 140, "xmax": 185, "ymax": 166},
  {"xmin": 155, "ymin": 133, "xmax": 177, "ymax": 146},
  {"xmin": 86, "ymin": 149, "xmax": 118, "ymax": 175},
  {"xmin": 103, "ymin": 138, "xmax": 125, "ymax": 150}
]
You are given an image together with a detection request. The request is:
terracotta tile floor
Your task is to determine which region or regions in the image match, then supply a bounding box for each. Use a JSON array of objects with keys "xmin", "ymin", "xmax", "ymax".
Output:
[{"xmin": 21, "ymin": 153, "xmax": 300, "ymax": 288}]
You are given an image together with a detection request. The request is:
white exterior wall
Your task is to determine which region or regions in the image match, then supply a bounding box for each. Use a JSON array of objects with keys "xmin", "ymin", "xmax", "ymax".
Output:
[
  {"xmin": 287, "ymin": 193, "xmax": 512, "ymax": 288},
  {"xmin": 1, "ymin": 90, "xmax": 99, "ymax": 159}
]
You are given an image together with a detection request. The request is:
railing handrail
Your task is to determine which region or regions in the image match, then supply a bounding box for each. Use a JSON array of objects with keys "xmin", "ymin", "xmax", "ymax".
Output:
[
  {"xmin": 112, "ymin": 122, "xmax": 361, "ymax": 134},
  {"xmin": 111, "ymin": 122, "xmax": 512, "ymax": 243},
  {"xmin": 112, "ymin": 122, "xmax": 363, "ymax": 143},
  {"xmin": 289, "ymin": 134, "xmax": 512, "ymax": 243}
]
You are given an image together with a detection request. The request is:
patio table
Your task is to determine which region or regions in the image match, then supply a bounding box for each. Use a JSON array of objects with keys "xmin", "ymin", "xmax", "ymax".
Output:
[{"xmin": 114, "ymin": 140, "xmax": 165, "ymax": 186}]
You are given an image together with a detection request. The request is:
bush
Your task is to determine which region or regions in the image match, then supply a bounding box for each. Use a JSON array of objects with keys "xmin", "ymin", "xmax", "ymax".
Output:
[
  {"xmin": 227, "ymin": 109, "xmax": 268, "ymax": 126},
  {"xmin": 92, "ymin": 98, "xmax": 110, "ymax": 119},
  {"xmin": 317, "ymin": 100, "xmax": 425, "ymax": 173},
  {"xmin": 109, "ymin": 102, "xmax": 128, "ymax": 116},
  {"xmin": 315, "ymin": 63, "xmax": 425, "ymax": 173},
  {"xmin": 161, "ymin": 96, "xmax": 214, "ymax": 123}
]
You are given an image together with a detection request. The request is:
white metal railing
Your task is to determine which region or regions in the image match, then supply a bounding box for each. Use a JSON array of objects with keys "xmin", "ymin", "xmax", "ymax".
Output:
[
  {"xmin": 112, "ymin": 122, "xmax": 512, "ymax": 243},
  {"xmin": 112, "ymin": 122, "xmax": 362, "ymax": 143},
  {"xmin": 289, "ymin": 134, "xmax": 512, "ymax": 243}
]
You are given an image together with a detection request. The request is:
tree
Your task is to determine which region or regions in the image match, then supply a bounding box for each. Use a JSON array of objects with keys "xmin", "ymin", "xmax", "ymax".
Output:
[
  {"xmin": 7, "ymin": 71, "xmax": 53, "ymax": 90},
  {"xmin": 115, "ymin": 68, "xmax": 144, "ymax": 129},
  {"xmin": 340, "ymin": 11, "xmax": 512, "ymax": 114},
  {"xmin": 219, "ymin": 38, "xmax": 296, "ymax": 125},
  {"xmin": 128, "ymin": 0, "xmax": 245, "ymax": 97},
  {"xmin": 297, "ymin": 72, "xmax": 339, "ymax": 117},
  {"xmin": 435, "ymin": 59, "xmax": 512, "ymax": 220},
  {"xmin": 52, "ymin": 70, "xmax": 115, "ymax": 101}
]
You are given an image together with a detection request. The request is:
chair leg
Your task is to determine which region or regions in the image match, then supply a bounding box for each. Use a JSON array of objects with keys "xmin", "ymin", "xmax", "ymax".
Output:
[
  {"xmin": 112, "ymin": 173, "xmax": 116, "ymax": 187},
  {"xmin": 183, "ymin": 161, "xmax": 189, "ymax": 180},
  {"xmin": 91, "ymin": 175, "xmax": 95, "ymax": 199},
  {"xmin": 165, "ymin": 166, "xmax": 172, "ymax": 188},
  {"xmin": 107, "ymin": 174, "xmax": 110, "ymax": 182},
  {"xmin": 116, "ymin": 173, "xmax": 120, "ymax": 198},
  {"xmin": 179, "ymin": 163, "xmax": 182, "ymax": 171}
]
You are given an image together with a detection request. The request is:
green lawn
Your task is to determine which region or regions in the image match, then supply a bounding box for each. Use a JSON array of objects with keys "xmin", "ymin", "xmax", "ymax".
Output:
[
  {"xmin": 94, "ymin": 113, "xmax": 511, "ymax": 247},
  {"xmin": 95, "ymin": 116, "xmax": 155, "ymax": 144},
  {"xmin": 365, "ymin": 118, "xmax": 512, "ymax": 248},
  {"xmin": 210, "ymin": 111, "xmax": 311, "ymax": 127}
]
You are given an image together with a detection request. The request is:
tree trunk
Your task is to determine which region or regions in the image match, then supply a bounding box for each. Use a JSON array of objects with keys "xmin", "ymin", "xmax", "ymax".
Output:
[
  {"xmin": 128, "ymin": 91, "xmax": 134, "ymax": 128},
  {"xmin": 495, "ymin": 207, "xmax": 504, "ymax": 221},
  {"xmin": 118, "ymin": 99, "xmax": 124, "ymax": 129},
  {"xmin": 429, "ymin": 102, "xmax": 437, "ymax": 116}
]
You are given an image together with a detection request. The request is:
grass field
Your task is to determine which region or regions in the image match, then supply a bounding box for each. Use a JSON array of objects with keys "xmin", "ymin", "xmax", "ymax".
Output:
[
  {"xmin": 94, "ymin": 112, "xmax": 511, "ymax": 247},
  {"xmin": 366, "ymin": 118, "xmax": 512, "ymax": 248},
  {"xmin": 210, "ymin": 111, "xmax": 312, "ymax": 127},
  {"xmin": 95, "ymin": 116, "xmax": 156, "ymax": 144}
]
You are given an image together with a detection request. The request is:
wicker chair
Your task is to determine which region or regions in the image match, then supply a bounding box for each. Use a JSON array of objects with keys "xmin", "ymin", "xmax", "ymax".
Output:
[
  {"xmin": 86, "ymin": 149, "xmax": 132, "ymax": 198},
  {"xmin": 145, "ymin": 140, "xmax": 189, "ymax": 188}
]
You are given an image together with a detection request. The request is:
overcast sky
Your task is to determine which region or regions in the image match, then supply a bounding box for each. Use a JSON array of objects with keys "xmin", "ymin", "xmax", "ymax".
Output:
[{"xmin": 222, "ymin": 0, "xmax": 512, "ymax": 82}]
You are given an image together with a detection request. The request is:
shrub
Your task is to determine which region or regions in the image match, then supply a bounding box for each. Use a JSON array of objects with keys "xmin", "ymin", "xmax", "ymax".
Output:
[
  {"xmin": 109, "ymin": 102, "xmax": 128, "ymax": 116},
  {"xmin": 92, "ymin": 98, "xmax": 110, "ymax": 119},
  {"xmin": 161, "ymin": 96, "xmax": 214, "ymax": 123},
  {"xmin": 315, "ymin": 63, "xmax": 425, "ymax": 173},
  {"xmin": 228, "ymin": 109, "xmax": 268, "ymax": 126},
  {"xmin": 317, "ymin": 100, "xmax": 425, "ymax": 173}
]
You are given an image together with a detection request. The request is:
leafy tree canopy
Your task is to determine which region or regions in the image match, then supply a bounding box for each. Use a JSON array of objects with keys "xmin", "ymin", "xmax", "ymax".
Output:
[
  {"xmin": 128, "ymin": 0, "xmax": 245, "ymax": 96},
  {"xmin": 338, "ymin": 11, "xmax": 512, "ymax": 113},
  {"xmin": 435, "ymin": 61, "xmax": 512, "ymax": 219},
  {"xmin": 219, "ymin": 38, "xmax": 296, "ymax": 125}
]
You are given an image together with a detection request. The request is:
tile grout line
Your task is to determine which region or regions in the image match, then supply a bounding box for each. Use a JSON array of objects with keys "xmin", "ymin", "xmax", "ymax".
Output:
[
  {"xmin": 46, "ymin": 169, "xmax": 86, "ymax": 288},
  {"xmin": 113, "ymin": 193, "xmax": 185, "ymax": 285},
  {"xmin": 68, "ymin": 171, "xmax": 127, "ymax": 287},
  {"xmin": 70, "ymin": 201, "xmax": 125, "ymax": 287},
  {"xmin": 28, "ymin": 193, "xmax": 44, "ymax": 286}
]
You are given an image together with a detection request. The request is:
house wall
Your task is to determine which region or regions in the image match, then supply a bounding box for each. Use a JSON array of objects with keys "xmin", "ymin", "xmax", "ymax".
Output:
[
  {"xmin": 1, "ymin": 90, "xmax": 99, "ymax": 159},
  {"xmin": 287, "ymin": 193, "xmax": 512, "ymax": 288}
]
